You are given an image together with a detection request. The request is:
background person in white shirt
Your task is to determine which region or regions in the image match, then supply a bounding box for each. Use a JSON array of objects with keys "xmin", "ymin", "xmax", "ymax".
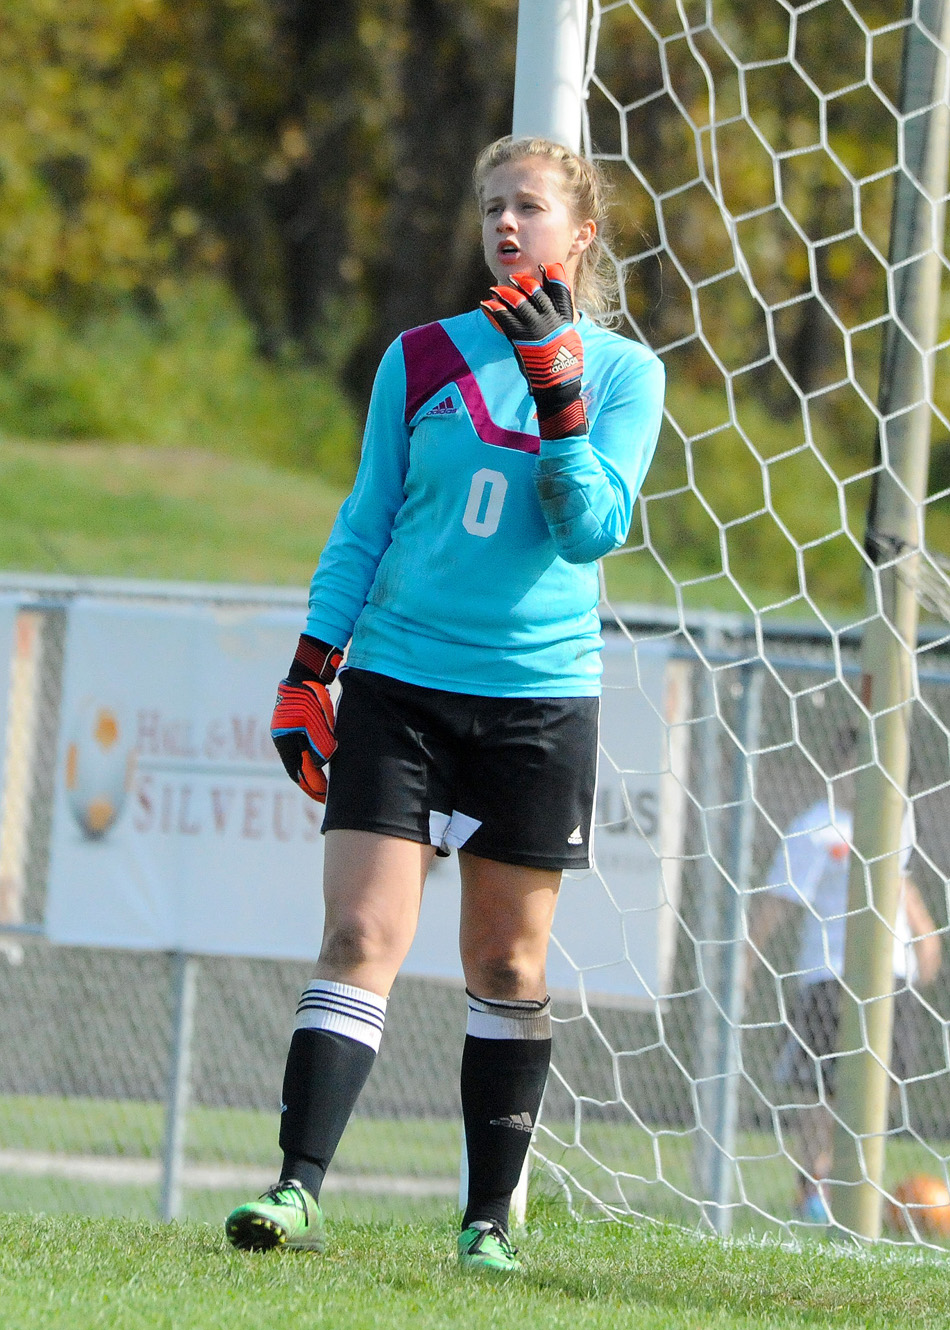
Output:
[{"xmin": 749, "ymin": 768, "xmax": 941, "ymax": 1222}]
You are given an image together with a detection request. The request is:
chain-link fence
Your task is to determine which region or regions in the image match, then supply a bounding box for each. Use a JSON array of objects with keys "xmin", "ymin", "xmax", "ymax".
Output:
[{"xmin": 1, "ymin": 577, "xmax": 949, "ymax": 1240}]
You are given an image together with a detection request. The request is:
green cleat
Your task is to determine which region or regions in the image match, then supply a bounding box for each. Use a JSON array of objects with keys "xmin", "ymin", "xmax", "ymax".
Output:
[
  {"xmin": 458, "ymin": 1220, "xmax": 521, "ymax": 1274},
  {"xmin": 225, "ymin": 1179, "xmax": 325, "ymax": 1252}
]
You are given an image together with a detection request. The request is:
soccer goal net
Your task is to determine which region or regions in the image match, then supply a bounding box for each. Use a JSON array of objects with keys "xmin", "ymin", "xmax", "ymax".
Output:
[
  {"xmin": 525, "ymin": 0, "xmax": 950, "ymax": 1245},
  {"xmin": 0, "ymin": 0, "xmax": 948, "ymax": 1253}
]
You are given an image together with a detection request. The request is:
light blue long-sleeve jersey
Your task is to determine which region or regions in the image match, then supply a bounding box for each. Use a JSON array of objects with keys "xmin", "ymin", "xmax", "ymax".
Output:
[{"xmin": 305, "ymin": 309, "xmax": 665, "ymax": 696}]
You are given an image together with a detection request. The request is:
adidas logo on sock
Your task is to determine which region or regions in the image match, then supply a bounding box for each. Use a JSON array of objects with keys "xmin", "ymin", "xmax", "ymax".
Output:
[
  {"xmin": 550, "ymin": 344, "xmax": 579, "ymax": 374},
  {"xmin": 427, "ymin": 395, "xmax": 458, "ymax": 416},
  {"xmin": 567, "ymin": 825, "xmax": 583, "ymax": 845},
  {"xmin": 490, "ymin": 1112, "xmax": 534, "ymax": 1132}
]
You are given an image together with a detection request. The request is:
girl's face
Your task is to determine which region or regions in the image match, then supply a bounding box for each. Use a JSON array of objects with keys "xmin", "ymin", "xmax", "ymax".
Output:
[{"xmin": 480, "ymin": 157, "xmax": 595, "ymax": 291}]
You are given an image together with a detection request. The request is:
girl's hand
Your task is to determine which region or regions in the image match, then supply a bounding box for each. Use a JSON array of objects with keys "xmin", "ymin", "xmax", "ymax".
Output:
[{"xmin": 481, "ymin": 263, "xmax": 588, "ymax": 440}]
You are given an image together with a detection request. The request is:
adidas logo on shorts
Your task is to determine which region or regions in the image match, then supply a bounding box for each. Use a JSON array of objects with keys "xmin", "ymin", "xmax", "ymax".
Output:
[{"xmin": 567, "ymin": 826, "xmax": 583, "ymax": 845}]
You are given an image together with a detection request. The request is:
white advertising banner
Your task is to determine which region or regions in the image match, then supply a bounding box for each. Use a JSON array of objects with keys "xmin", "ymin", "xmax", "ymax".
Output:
[
  {"xmin": 46, "ymin": 601, "xmax": 684, "ymax": 1001},
  {"xmin": 557, "ymin": 637, "xmax": 689, "ymax": 1003},
  {"xmin": 45, "ymin": 599, "xmax": 326, "ymax": 957}
]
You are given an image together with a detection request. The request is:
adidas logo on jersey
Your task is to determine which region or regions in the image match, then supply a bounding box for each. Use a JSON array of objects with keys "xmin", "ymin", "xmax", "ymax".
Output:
[
  {"xmin": 426, "ymin": 395, "xmax": 458, "ymax": 417},
  {"xmin": 567, "ymin": 825, "xmax": 583, "ymax": 845},
  {"xmin": 550, "ymin": 344, "xmax": 579, "ymax": 374},
  {"xmin": 490, "ymin": 1111, "xmax": 534, "ymax": 1133}
]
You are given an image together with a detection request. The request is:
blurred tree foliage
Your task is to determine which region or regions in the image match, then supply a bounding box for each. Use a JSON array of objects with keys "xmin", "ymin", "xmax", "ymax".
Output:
[
  {"xmin": 0, "ymin": 0, "xmax": 287, "ymax": 335},
  {"xmin": 584, "ymin": 0, "xmax": 949, "ymax": 615},
  {"xmin": 0, "ymin": 0, "xmax": 946, "ymax": 612},
  {"xmin": 1, "ymin": 0, "xmax": 942, "ymax": 413},
  {"xmin": 0, "ymin": 0, "xmax": 515, "ymax": 400},
  {"xmin": 270, "ymin": 0, "xmax": 517, "ymax": 401}
]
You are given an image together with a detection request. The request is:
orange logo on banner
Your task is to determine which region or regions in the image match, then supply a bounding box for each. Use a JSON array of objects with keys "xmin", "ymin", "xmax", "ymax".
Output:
[{"xmin": 64, "ymin": 702, "xmax": 135, "ymax": 840}]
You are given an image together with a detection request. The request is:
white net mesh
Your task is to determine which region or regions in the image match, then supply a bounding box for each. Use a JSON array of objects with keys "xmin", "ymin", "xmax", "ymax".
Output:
[{"xmin": 525, "ymin": 0, "xmax": 950, "ymax": 1244}]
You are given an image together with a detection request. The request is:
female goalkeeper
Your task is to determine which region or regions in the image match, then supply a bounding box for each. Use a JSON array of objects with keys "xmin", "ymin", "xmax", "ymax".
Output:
[{"xmin": 225, "ymin": 134, "xmax": 666, "ymax": 1273}]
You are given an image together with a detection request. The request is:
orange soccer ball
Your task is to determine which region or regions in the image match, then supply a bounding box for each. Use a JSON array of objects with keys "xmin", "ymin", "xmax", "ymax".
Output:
[{"xmin": 886, "ymin": 1174, "xmax": 950, "ymax": 1238}]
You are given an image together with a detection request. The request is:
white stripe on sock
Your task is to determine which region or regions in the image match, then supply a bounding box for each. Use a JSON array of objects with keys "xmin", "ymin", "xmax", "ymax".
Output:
[
  {"xmin": 294, "ymin": 980, "xmax": 388, "ymax": 1052},
  {"xmin": 466, "ymin": 992, "xmax": 552, "ymax": 1041}
]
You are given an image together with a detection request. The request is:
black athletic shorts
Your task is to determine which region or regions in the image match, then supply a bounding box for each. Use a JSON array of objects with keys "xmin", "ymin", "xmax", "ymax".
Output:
[
  {"xmin": 322, "ymin": 667, "xmax": 600, "ymax": 871},
  {"xmin": 780, "ymin": 978, "xmax": 920, "ymax": 1097}
]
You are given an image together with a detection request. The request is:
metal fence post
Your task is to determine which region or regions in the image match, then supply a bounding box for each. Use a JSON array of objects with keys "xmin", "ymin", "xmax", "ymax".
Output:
[
  {"xmin": 694, "ymin": 623, "xmax": 726, "ymax": 1225},
  {"xmin": 707, "ymin": 661, "xmax": 764, "ymax": 1233},
  {"xmin": 161, "ymin": 951, "xmax": 198, "ymax": 1222}
]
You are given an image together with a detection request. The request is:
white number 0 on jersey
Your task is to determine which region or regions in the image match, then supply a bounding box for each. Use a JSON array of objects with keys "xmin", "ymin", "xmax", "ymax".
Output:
[{"xmin": 462, "ymin": 468, "xmax": 508, "ymax": 538}]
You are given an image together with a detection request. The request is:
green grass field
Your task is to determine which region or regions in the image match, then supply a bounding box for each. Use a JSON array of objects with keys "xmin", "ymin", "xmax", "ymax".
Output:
[
  {"xmin": 3, "ymin": 1208, "xmax": 950, "ymax": 1330},
  {"xmin": 2, "ymin": 1093, "xmax": 948, "ymax": 1239},
  {"xmin": 0, "ymin": 434, "xmax": 861, "ymax": 618},
  {"xmin": 0, "ymin": 440, "xmax": 348, "ymax": 588},
  {"xmin": 0, "ymin": 437, "xmax": 683, "ymax": 605},
  {"xmin": 2, "ymin": 276, "xmax": 946, "ymax": 619}
]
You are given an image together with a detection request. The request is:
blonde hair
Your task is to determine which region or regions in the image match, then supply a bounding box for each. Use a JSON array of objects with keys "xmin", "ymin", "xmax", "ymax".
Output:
[{"xmin": 473, "ymin": 135, "xmax": 619, "ymax": 324}]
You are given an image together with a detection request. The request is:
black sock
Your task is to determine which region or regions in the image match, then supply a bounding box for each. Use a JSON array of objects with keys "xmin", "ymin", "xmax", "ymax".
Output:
[
  {"xmin": 460, "ymin": 992, "xmax": 552, "ymax": 1233},
  {"xmin": 277, "ymin": 980, "xmax": 387, "ymax": 1202}
]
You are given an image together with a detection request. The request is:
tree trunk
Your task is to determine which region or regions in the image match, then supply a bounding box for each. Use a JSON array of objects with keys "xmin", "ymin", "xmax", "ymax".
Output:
[{"xmin": 342, "ymin": 0, "xmax": 515, "ymax": 409}]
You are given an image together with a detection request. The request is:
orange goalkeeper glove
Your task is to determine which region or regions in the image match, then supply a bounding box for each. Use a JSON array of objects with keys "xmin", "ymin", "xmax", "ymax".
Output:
[
  {"xmin": 271, "ymin": 635, "xmax": 344, "ymax": 804},
  {"xmin": 480, "ymin": 263, "xmax": 587, "ymax": 440}
]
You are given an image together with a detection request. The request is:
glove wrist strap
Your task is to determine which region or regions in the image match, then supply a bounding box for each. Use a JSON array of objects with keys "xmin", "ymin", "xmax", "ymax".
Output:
[
  {"xmin": 535, "ymin": 385, "xmax": 588, "ymax": 441},
  {"xmin": 287, "ymin": 634, "xmax": 344, "ymax": 686}
]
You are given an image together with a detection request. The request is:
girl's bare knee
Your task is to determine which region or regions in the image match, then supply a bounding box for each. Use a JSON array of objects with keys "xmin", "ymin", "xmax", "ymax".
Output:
[
  {"xmin": 319, "ymin": 921, "xmax": 392, "ymax": 973},
  {"xmin": 464, "ymin": 952, "xmax": 545, "ymax": 1001}
]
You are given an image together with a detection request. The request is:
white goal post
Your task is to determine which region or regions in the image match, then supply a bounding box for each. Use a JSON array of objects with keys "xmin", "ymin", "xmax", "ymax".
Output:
[{"xmin": 513, "ymin": 0, "xmax": 589, "ymax": 150}]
